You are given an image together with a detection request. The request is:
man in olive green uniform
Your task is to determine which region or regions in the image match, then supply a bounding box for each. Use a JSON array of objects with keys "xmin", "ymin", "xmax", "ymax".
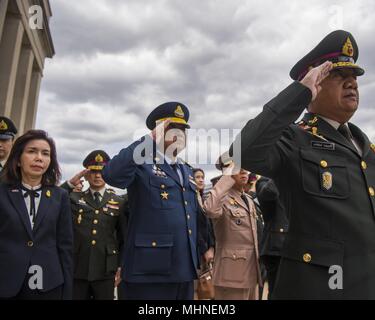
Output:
[
  {"xmin": 231, "ymin": 30, "xmax": 375, "ymax": 299},
  {"xmin": 61, "ymin": 150, "xmax": 127, "ymax": 300}
]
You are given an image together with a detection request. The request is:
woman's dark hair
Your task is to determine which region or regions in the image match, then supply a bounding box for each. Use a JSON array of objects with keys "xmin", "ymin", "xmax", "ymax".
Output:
[
  {"xmin": 193, "ymin": 168, "xmax": 205, "ymax": 178},
  {"xmin": 1, "ymin": 130, "xmax": 61, "ymax": 186}
]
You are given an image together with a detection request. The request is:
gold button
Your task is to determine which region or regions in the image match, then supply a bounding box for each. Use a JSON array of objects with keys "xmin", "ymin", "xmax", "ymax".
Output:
[
  {"xmin": 113, "ymin": 250, "xmax": 117, "ymax": 254},
  {"xmin": 320, "ymin": 160, "xmax": 328, "ymax": 168},
  {"xmin": 361, "ymin": 161, "xmax": 367, "ymax": 170},
  {"xmin": 79, "ymin": 209, "xmax": 83, "ymax": 213},
  {"xmin": 183, "ymin": 187, "xmax": 186, "ymax": 192},
  {"xmin": 303, "ymin": 253, "xmax": 312, "ymax": 263},
  {"xmin": 95, "ymin": 210, "xmax": 99, "ymax": 214},
  {"xmin": 160, "ymin": 185, "xmax": 165, "ymax": 189},
  {"xmin": 187, "ymin": 214, "xmax": 190, "ymax": 220},
  {"xmin": 185, "ymin": 201, "xmax": 188, "ymax": 205},
  {"xmin": 27, "ymin": 241, "xmax": 34, "ymax": 247},
  {"xmin": 369, "ymin": 187, "xmax": 375, "ymax": 197},
  {"xmin": 280, "ymin": 228, "xmax": 284, "ymax": 233},
  {"xmin": 93, "ymin": 219, "xmax": 98, "ymax": 224},
  {"xmin": 92, "ymin": 230, "xmax": 97, "ymax": 235},
  {"xmin": 91, "ymin": 240, "xmax": 96, "ymax": 246},
  {"xmin": 152, "ymin": 242, "xmax": 157, "ymax": 247},
  {"xmin": 232, "ymin": 254, "xmax": 237, "ymax": 260},
  {"xmin": 189, "ymin": 229, "xmax": 192, "ymax": 235}
]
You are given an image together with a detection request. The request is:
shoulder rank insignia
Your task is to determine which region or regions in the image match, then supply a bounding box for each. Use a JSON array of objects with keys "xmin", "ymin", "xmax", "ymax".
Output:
[
  {"xmin": 322, "ymin": 171, "xmax": 333, "ymax": 190},
  {"xmin": 229, "ymin": 197, "xmax": 239, "ymax": 207},
  {"xmin": 308, "ymin": 116, "xmax": 318, "ymax": 125},
  {"xmin": 108, "ymin": 199, "xmax": 119, "ymax": 205}
]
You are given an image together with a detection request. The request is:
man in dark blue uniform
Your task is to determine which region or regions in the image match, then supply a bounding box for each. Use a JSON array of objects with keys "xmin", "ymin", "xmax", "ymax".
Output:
[
  {"xmin": 103, "ymin": 102, "xmax": 207, "ymax": 300},
  {"xmin": 231, "ymin": 30, "xmax": 375, "ymax": 299}
]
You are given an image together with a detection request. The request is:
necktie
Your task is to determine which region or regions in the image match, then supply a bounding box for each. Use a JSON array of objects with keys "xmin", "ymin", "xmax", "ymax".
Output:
[
  {"xmin": 171, "ymin": 163, "xmax": 183, "ymax": 185},
  {"xmin": 22, "ymin": 186, "xmax": 41, "ymax": 224},
  {"xmin": 338, "ymin": 124, "xmax": 356, "ymax": 149},
  {"xmin": 94, "ymin": 192, "xmax": 101, "ymax": 207},
  {"xmin": 241, "ymin": 193, "xmax": 250, "ymax": 211}
]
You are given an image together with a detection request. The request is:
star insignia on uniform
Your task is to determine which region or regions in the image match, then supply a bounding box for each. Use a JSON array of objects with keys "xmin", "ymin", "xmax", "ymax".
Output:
[{"xmin": 161, "ymin": 191, "xmax": 169, "ymax": 200}]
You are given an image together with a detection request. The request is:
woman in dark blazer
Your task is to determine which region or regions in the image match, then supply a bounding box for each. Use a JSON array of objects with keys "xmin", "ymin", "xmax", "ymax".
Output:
[{"xmin": 0, "ymin": 130, "xmax": 73, "ymax": 300}]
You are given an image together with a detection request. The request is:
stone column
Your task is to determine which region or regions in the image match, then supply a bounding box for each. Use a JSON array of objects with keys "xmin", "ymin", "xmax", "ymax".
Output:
[
  {"xmin": 11, "ymin": 47, "xmax": 34, "ymax": 134},
  {"xmin": 0, "ymin": 16, "xmax": 24, "ymax": 117},
  {"xmin": 0, "ymin": 0, "xmax": 9, "ymax": 43},
  {"xmin": 24, "ymin": 70, "xmax": 42, "ymax": 132}
]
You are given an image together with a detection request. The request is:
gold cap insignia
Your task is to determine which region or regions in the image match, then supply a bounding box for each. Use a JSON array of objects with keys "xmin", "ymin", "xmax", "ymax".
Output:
[
  {"xmin": 95, "ymin": 154, "xmax": 104, "ymax": 163},
  {"xmin": 174, "ymin": 105, "xmax": 185, "ymax": 118},
  {"xmin": 322, "ymin": 171, "xmax": 333, "ymax": 190},
  {"xmin": 0, "ymin": 120, "xmax": 8, "ymax": 131},
  {"xmin": 342, "ymin": 37, "xmax": 354, "ymax": 57}
]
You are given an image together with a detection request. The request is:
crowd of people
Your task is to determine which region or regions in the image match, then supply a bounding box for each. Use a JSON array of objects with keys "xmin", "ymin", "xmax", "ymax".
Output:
[{"xmin": 1, "ymin": 29, "xmax": 375, "ymax": 300}]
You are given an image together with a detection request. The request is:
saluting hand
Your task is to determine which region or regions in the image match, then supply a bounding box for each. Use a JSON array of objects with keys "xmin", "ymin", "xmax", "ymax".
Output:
[
  {"xmin": 150, "ymin": 119, "xmax": 171, "ymax": 145},
  {"xmin": 300, "ymin": 61, "xmax": 333, "ymax": 101},
  {"xmin": 69, "ymin": 169, "xmax": 90, "ymax": 190}
]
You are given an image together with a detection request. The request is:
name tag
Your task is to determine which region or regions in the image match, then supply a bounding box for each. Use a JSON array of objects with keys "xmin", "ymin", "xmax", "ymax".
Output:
[{"xmin": 311, "ymin": 141, "xmax": 335, "ymax": 151}]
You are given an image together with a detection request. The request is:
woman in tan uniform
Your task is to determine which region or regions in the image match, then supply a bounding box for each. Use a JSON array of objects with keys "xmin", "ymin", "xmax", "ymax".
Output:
[{"xmin": 203, "ymin": 160, "xmax": 262, "ymax": 300}]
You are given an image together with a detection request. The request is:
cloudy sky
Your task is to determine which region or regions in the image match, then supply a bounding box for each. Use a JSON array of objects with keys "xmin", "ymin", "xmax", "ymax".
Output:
[{"xmin": 36, "ymin": 0, "xmax": 375, "ymax": 184}]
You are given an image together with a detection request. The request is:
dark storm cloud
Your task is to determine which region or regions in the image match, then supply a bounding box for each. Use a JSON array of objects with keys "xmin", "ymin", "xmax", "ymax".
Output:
[{"xmin": 37, "ymin": 0, "xmax": 375, "ymax": 181}]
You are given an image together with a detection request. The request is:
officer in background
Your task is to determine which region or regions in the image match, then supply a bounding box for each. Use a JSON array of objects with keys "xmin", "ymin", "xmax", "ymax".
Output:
[
  {"xmin": 102, "ymin": 102, "xmax": 209, "ymax": 300},
  {"xmin": 61, "ymin": 150, "xmax": 127, "ymax": 300},
  {"xmin": 256, "ymin": 176, "xmax": 288, "ymax": 299},
  {"xmin": 0, "ymin": 117, "xmax": 17, "ymax": 173},
  {"xmin": 231, "ymin": 30, "xmax": 375, "ymax": 299}
]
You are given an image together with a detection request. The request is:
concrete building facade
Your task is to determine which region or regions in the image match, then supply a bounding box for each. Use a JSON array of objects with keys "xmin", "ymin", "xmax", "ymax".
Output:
[{"xmin": 0, "ymin": 0, "xmax": 54, "ymax": 135}]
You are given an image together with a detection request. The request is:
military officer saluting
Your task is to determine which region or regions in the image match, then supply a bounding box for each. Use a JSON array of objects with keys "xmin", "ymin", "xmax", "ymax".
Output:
[
  {"xmin": 0, "ymin": 117, "xmax": 17, "ymax": 173},
  {"xmin": 232, "ymin": 30, "xmax": 375, "ymax": 299},
  {"xmin": 61, "ymin": 150, "xmax": 127, "ymax": 300},
  {"xmin": 103, "ymin": 102, "xmax": 208, "ymax": 300}
]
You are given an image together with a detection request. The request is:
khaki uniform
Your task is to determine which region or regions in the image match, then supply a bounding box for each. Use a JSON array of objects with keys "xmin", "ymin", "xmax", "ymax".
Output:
[{"xmin": 203, "ymin": 175, "xmax": 262, "ymax": 300}]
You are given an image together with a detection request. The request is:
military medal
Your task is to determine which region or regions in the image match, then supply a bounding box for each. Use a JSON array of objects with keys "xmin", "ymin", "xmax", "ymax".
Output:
[
  {"xmin": 322, "ymin": 171, "xmax": 333, "ymax": 190},
  {"xmin": 77, "ymin": 214, "xmax": 82, "ymax": 224}
]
